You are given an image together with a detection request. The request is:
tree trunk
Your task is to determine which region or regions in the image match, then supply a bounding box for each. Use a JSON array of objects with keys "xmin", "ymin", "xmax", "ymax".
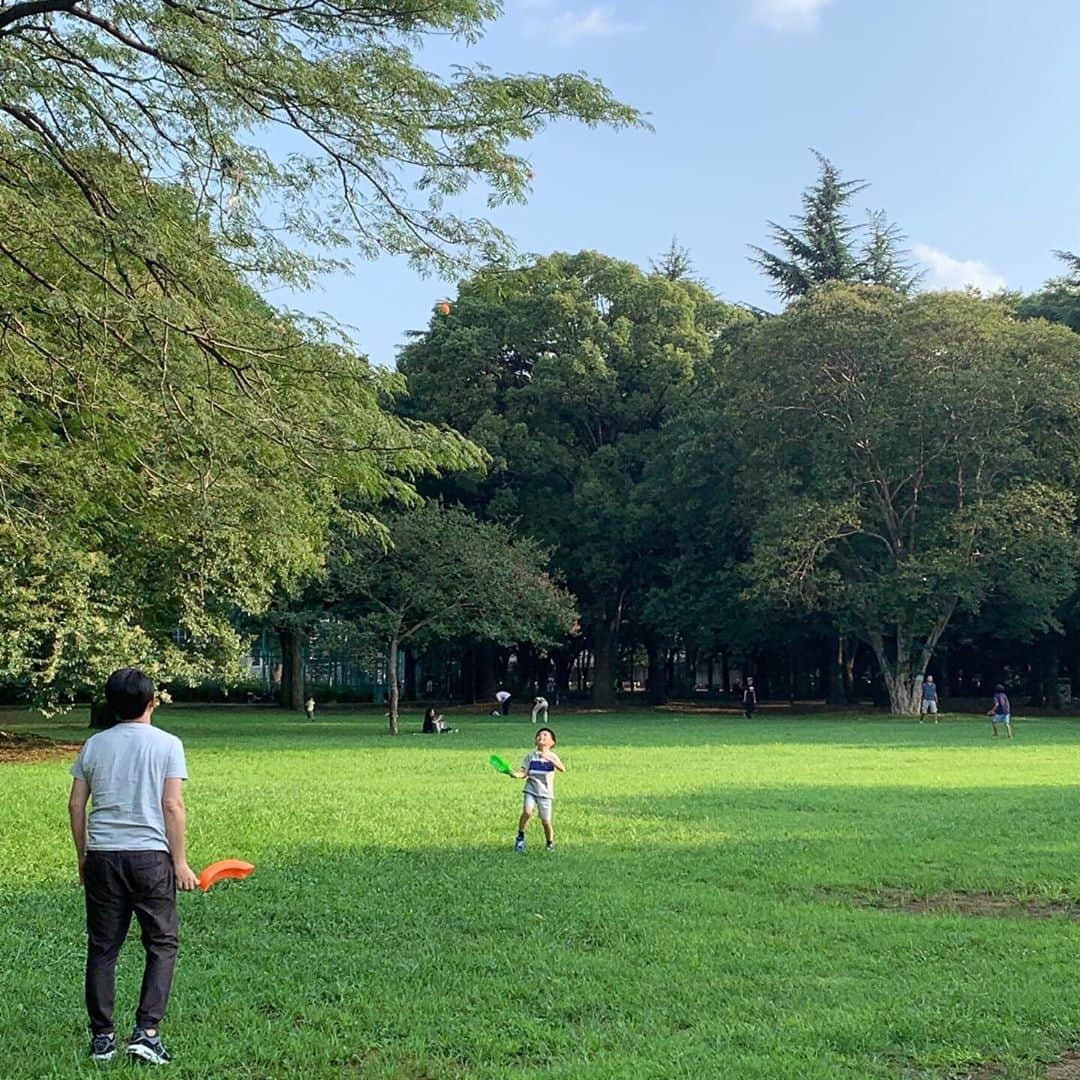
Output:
[
  {"xmin": 866, "ymin": 605, "xmax": 956, "ymax": 714},
  {"xmin": 477, "ymin": 642, "xmax": 498, "ymax": 706},
  {"xmin": 721, "ymin": 650, "xmax": 730, "ymax": 694},
  {"xmin": 826, "ymin": 633, "xmax": 847, "ymax": 705},
  {"xmin": 403, "ymin": 645, "xmax": 417, "ymax": 702},
  {"xmin": 388, "ymin": 634, "xmax": 400, "ymax": 735},
  {"xmin": 590, "ymin": 592, "xmax": 624, "ymax": 707},
  {"xmin": 645, "ymin": 635, "xmax": 667, "ymax": 705},
  {"xmin": 936, "ymin": 644, "xmax": 951, "ymax": 699},
  {"xmin": 277, "ymin": 626, "xmax": 305, "ymax": 711}
]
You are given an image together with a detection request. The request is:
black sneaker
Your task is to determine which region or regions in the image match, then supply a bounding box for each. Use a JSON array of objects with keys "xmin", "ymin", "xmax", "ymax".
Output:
[
  {"xmin": 90, "ymin": 1033, "xmax": 116, "ymax": 1062},
  {"xmin": 546, "ymin": 842, "xmax": 555, "ymax": 853},
  {"xmin": 127, "ymin": 1028, "xmax": 172, "ymax": 1065}
]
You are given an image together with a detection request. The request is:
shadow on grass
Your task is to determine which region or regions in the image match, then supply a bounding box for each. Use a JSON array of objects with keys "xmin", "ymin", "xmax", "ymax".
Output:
[{"xmin": 8, "ymin": 832, "xmax": 1080, "ymax": 1078}]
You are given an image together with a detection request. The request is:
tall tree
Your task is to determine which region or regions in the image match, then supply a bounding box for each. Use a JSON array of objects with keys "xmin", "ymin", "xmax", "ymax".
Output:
[
  {"xmin": 1017, "ymin": 250, "xmax": 1080, "ymax": 334},
  {"xmin": 0, "ymin": 158, "xmax": 482, "ymax": 709},
  {"xmin": 751, "ymin": 151, "xmax": 917, "ymax": 301},
  {"xmin": 330, "ymin": 503, "xmax": 576, "ymax": 733},
  {"xmin": 399, "ymin": 252, "xmax": 741, "ymax": 705},
  {"xmin": 725, "ymin": 283, "xmax": 1080, "ymax": 713},
  {"xmin": 0, "ymin": 0, "xmax": 636, "ymax": 705},
  {"xmin": 1, "ymin": 0, "xmax": 641, "ymax": 365}
]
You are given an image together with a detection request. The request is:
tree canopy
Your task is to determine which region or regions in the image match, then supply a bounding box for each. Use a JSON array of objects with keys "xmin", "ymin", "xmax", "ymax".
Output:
[{"xmin": 724, "ymin": 283, "xmax": 1080, "ymax": 711}]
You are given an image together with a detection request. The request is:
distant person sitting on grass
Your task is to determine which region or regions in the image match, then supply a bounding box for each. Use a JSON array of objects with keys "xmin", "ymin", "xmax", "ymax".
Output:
[
  {"xmin": 743, "ymin": 677, "xmax": 757, "ymax": 718},
  {"xmin": 920, "ymin": 676, "xmax": 939, "ymax": 722},
  {"xmin": 511, "ymin": 727, "xmax": 566, "ymax": 854},
  {"xmin": 68, "ymin": 668, "xmax": 198, "ymax": 1066},
  {"xmin": 531, "ymin": 696, "xmax": 549, "ymax": 724},
  {"xmin": 988, "ymin": 684, "xmax": 1012, "ymax": 739},
  {"xmin": 423, "ymin": 705, "xmax": 456, "ymax": 734}
]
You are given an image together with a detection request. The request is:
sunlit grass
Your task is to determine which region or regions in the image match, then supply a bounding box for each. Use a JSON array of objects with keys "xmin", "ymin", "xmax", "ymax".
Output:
[{"xmin": 3, "ymin": 707, "xmax": 1080, "ymax": 1077}]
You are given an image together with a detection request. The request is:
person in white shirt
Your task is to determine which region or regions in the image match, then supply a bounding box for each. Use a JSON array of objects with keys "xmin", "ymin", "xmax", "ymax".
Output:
[{"xmin": 531, "ymin": 696, "xmax": 549, "ymax": 723}]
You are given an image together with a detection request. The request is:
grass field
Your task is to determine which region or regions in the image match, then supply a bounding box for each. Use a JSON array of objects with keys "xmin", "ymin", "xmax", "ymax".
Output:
[{"xmin": 3, "ymin": 706, "xmax": 1080, "ymax": 1078}]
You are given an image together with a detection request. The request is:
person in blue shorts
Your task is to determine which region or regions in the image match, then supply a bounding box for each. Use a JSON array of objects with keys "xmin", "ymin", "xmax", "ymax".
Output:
[
  {"xmin": 511, "ymin": 727, "xmax": 566, "ymax": 853},
  {"xmin": 920, "ymin": 675, "xmax": 939, "ymax": 722},
  {"xmin": 987, "ymin": 683, "xmax": 1012, "ymax": 739}
]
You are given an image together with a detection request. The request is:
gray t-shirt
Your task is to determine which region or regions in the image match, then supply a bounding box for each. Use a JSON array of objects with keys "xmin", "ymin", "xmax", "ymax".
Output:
[
  {"xmin": 521, "ymin": 751, "xmax": 562, "ymax": 800},
  {"xmin": 71, "ymin": 723, "xmax": 188, "ymax": 852}
]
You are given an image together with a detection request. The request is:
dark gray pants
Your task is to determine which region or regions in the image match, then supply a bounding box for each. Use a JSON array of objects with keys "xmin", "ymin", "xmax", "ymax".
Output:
[{"xmin": 84, "ymin": 850, "xmax": 178, "ymax": 1035}]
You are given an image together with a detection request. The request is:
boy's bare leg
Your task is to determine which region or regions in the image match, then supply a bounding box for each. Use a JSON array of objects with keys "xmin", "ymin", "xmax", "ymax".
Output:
[
  {"xmin": 991, "ymin": 721, "xmax": 998, "ymax": 738},
  {"xmin": 518, "ymin": 808, "xmax": 533, "ymax": 833},
  {"xmin": 541, "ymin": 818, "xmax": 554, "ymax": 845}
]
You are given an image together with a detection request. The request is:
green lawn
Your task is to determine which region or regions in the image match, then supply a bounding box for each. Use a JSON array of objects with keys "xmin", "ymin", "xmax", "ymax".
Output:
[{"xmin": 3, "ymin": 707, "xmax": 1080, "ymax": 1078}]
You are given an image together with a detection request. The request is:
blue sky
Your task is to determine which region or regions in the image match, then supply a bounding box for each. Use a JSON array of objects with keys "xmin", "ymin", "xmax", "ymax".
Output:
[{"xmin": 280, "ymin": 0, "xmax": 1080, "ymax": 367}]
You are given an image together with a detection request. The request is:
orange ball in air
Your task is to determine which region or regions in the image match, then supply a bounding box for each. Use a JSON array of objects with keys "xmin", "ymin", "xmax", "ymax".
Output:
[{"xmin": 437, "ymin": 302, "xmax": 452, "ymax": 315}]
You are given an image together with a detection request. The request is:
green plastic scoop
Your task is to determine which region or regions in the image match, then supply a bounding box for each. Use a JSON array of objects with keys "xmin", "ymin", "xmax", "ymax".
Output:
[{"xmin": 488, "ymin": 753, "xmax": 512, "ymax": 775}]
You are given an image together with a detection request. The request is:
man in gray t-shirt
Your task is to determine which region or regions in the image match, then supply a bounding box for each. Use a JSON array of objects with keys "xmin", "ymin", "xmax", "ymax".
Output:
[{"xmin": 68, "ymin": 668, "xmax": 198, "ymax": 1066}]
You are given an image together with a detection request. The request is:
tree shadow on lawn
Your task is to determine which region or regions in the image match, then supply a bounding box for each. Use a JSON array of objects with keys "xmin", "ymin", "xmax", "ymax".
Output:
[
  {"xmin": 572, "ymin": 781, "xmax": 1080, "ymax": 899},
  {"xmin": 8, "ymin": 840, "xmax": 1080, "ymax": 1079}
]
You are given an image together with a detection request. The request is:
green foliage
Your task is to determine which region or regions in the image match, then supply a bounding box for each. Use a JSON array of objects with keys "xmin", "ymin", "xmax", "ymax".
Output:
[
  {"xmin": 751, "ymin": 151, "xmax": 919, "ymax": 301},
  {"xmin": 0, "ymin": 152, "xmax": 483, "ymax": 710},
  {"xmin": 330, "ymin": 501, "xmax": 576, "ymax": 728},
  {"xmin": 400, "ymin": 252, "xmax": 744, "ymax": 700},
  {"xmin": 8, "ymin": 708, "xmax": 1080, "ymax": 1076},
  {"xmin": 0, "ymin": 0, "xmax": 641, "ymax": 285},
  {"xmin": 1017, "ymin": 250, "xmax": 1080, "ymax": 334},
  {"xmin": 332, "ymin": 502, "xmax": 576, "ymax": 649},
  {"xmin": 726, "ymin": 284, "xmax": 1080, "ymax": 710}
]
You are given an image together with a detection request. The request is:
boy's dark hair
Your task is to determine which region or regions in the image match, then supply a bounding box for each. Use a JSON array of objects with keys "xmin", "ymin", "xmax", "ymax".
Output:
[
  {"xmin": 536, "ymin": 726, "xmax": 556, "ymax": 744},
  {"xmin": 104, "ymin": 667, "xmax": 156, "ymax": 721}
]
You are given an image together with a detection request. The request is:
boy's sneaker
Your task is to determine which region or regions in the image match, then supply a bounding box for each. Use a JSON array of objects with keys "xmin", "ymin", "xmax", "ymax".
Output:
[
  {"xmin": 545, "ymin": 842, "xmax": 555, "ymax": 853},
  {"xmin": 514, "ymin": 836, "xmax": 525, "ymax": 853},
  {"xmin": 90, "ymin": 1033, "xmax": 116, "ymax": 1061},
  {"xmin": 127, "ymin": 1028, "xmax": 172, "ymax": 1065}
]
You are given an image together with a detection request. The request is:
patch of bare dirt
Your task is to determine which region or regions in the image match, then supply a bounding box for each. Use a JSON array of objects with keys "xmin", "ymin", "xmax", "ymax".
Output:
[
  {"xmin": 826, "ymin": 886, "xmax": 1080, "ymax": 920},
  {"xmin": 1047, "ymin": 1050, "xmax": 1080, "ymax": 1079},
  {"xmin": 951, "ymin": 1049, "xmax": 1080, "ymax": 1079},
  {"xmin": 0, "ymin": 730, "xmax": 82, "ymax": 763}
]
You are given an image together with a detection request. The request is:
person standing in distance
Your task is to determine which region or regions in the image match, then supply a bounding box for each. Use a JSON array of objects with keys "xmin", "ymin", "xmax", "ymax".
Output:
[
  {"xmin": 920, "ymin": 675, "xmax": 939, "ymax": 723},
  {"xmin": 743, "ymin": 677, "xmax": 757, "ymax": 718},
  {"xmin": 69, "ymin": 668, "xmax": 198, "ymax": 1065}
]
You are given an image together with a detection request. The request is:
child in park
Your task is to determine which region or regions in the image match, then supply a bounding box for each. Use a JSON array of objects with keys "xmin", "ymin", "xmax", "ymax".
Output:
[
  {"xmin": 511, "ymin": 727, "xmax": 566, "ymax": 853},
  {"xmin": 988, "ymin": 683, "xmax": 1012, "ymax": 739}
]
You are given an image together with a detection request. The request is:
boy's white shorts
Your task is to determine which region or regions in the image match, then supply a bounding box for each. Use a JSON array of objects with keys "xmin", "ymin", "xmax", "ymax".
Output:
[{"xmin": 523, "ymin": 792, "xmax": 553, "ymax": 823}]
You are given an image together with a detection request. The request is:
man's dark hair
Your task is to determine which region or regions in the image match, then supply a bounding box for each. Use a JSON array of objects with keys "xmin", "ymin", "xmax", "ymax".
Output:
[{"xmin": 104, "ymin": 667, "xmax": 156, "ymax": 721}]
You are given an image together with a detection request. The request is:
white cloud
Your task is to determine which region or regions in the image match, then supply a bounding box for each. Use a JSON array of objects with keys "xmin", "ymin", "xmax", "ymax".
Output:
[
  {"xmin": 913, "ymin": 244, "xmax": 1007, "ymax": 295},
  {"xmin": 547, "ymin": 5, "xmax": 642, "ymax": 44},
  {"xmin": 750, "ymin": 0, "xmax": 837, "ymax": 32}
]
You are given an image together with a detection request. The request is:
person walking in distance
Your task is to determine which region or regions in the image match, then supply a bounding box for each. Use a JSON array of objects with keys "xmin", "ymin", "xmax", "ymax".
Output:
[
  {"xmin": 743, "ymin": 677, "xmax": 757, "ymax": 718},
  {"xmin": 68, "ymin": 668, "xmax": 198, "ymax": 1065},
  {"xmin": 988, "ymin": 683, "xmax": 1013, "ymax": 740}
]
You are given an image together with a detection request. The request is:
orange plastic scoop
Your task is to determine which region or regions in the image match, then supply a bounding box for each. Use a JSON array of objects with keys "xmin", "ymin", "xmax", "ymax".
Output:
[{"xmin": 198, "ymin": 859, "xmax": 255, "ymax": 892}]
